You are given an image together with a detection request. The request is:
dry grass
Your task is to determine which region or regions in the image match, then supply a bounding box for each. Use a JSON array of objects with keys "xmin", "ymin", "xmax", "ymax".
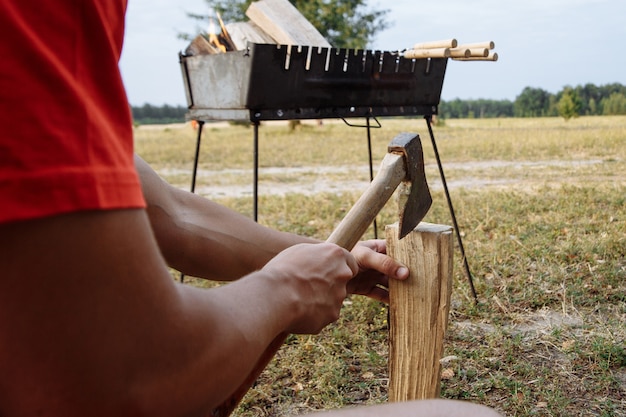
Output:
[{"xmin": 135, "ymin": 116, "xmax": 626, "ymax": 416}]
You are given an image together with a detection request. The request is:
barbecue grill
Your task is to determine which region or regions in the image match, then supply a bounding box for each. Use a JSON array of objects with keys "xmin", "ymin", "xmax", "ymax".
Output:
[
  {"xmin": 180, "ymin": 43, "xmax": 448, "ymax": 122},
  {"xmin": 178, "ymin": 42, "xmax": 448, "ymax": 219},
  {"xmin": 178, "ymin": 42, "xmax": 477, "ymax": 301}
]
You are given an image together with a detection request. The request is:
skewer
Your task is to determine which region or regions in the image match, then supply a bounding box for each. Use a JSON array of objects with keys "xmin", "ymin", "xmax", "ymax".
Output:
[
  {"xmin": 413, "ymin": 39, "xmax": 457, "ymax": 49},
  {"xmin": 458, "ymin": 41, "xmax": 495, "ymax": 50},
  {"xmin": 451, "ymin": 47, "xmax": 489, "ymax": 58},
  {"xmin": 404, "ymin": 47, "xmax": 451, "ymax": 59},
  {"xmin": 449, "ymin": 48, "xmax": 470, "ymax": 58},
  {"xmin": 452, "ymin": 52, "xmax": 499, "ymax": 61},
  {"xmin": 404, "ymin": 39, "xmax": 497, "ymax": 61}
]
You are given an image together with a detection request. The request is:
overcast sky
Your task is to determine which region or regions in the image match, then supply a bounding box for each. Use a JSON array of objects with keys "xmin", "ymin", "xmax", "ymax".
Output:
[{"xmin": 119, "ymin": 0, "xmax": 626, "ymax": 106}]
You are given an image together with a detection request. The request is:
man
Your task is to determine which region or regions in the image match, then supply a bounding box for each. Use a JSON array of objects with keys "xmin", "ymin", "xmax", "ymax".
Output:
[{"xmin": 0, "ymin": 1, "xmax": 500, "ymax": 415}]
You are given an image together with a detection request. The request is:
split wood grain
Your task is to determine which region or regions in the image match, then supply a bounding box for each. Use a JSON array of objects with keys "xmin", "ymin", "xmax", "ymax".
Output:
[
  {"xmin": 246, "ymin": 0, "xmax": 331, "ymax": 47},
  {"xmin": 225, "ymin": 21, "xmax": 276, "ymax": 50},
  {"xmin": 386, "ymin": 222, "xmax": 454, "ymax": 401}
]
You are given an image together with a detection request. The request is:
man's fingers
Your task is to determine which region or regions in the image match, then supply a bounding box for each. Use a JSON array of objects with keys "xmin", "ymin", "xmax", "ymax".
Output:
[{"xmin": 354, "ymin": 243, "xmax": 409, "ymax": 281}]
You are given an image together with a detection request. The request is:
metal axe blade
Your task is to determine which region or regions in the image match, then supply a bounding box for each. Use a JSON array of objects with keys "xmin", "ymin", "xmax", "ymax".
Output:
[{"xmin": 388, "ymin": 133, "xmax": 432, "ymax": 239}]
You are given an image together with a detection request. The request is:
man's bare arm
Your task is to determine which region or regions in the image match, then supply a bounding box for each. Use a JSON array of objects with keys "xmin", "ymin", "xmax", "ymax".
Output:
[
  {"xmin": 135, "ymin": 154, "xmax": 311, "ymax": 281},
  {"xmin": 135, "ymin": 155, "xmax": 408, "ymax": 300},
  {"xmin": 0, "ymin": 210, "xmax": 356, "ymax": 416}
]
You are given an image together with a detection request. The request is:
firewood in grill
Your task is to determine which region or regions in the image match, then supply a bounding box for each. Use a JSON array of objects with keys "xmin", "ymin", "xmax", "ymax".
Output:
[
  {"xmin": 216, "ymin": 12, "xmax": 237, "ymax": 52},
  {"xmin": 226, "ymin": 21, "xmax": 275, "ymax": 50},
  {"xmin": 245, "ymin": 0, "xmax": 331, "ymax": 47},
  {"xmin": 185, "ymin": 34, "xmax": 221, "ymax": 56}
]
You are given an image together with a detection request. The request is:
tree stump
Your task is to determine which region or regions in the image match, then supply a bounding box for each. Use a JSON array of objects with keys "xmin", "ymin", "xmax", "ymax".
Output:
[{"xmin": 386, "ymin": 222, "xmax": 454, "ymax": 402}]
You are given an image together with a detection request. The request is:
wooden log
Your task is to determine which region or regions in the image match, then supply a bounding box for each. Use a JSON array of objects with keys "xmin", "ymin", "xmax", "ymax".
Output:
[
  {"xmin": 184, "ymin": 34, "xmax": 221, "ymax": 56},
  {"xmin": 386, "ymin": 222, "xmax": 454, "ymax": 402},
  {"xmin": 225, "ymin": 21, "xmax": 276, "ymax": 50},
  {"xmin": 246, "ymin": 0, "xmax": 331, "ymax": 47}
]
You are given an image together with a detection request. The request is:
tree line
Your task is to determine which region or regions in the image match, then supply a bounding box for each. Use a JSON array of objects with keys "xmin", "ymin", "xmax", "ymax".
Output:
[
  {"xmin": 130, "ymin": 82, "xmax": 626, "ymax": 124},
  {"xmin": 130, "ymin": 103, "xmax": 188, "ymax": 125},
  {"xmin": 439, "ymin": 82, "xmax": 626, "ymax": 120}
]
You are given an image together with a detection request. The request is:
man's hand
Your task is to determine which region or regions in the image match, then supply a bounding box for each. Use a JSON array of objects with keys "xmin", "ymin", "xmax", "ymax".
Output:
[
  {"xmin": 347, "ymin": 240, "xmax": 409, "ymax": 304},
  {"xmin": 261, "ymin": 243, "xmax": 359, "ymax": 335}
]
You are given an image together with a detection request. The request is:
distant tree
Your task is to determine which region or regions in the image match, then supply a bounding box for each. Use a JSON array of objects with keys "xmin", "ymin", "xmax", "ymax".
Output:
[
  {"xmin": 514, "ymin": 87, "xmax": 552, "ymax": 117},
  {"xmin": 558, "ymin": 87, "xmax": 582, "ymax": 121},
  {"xmin": 186, "ymin": 0, "xmax": 390, "ymax": 49},
  {"xmin": 575, "ymin": 83, "xmax": 601, "ymax": 115},
  {"xmin": 601, "ymin": 92, "xmax": 626, "ymax": 115},
  {"xmin": 588, "ymin": 97, "xmax": 598, "ymax": 115}
]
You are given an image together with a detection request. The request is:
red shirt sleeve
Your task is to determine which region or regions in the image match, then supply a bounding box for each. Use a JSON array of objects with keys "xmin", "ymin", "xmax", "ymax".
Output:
[{"xmin": 0, "ymin": 0, "xmax": 146, "ymax": 224}]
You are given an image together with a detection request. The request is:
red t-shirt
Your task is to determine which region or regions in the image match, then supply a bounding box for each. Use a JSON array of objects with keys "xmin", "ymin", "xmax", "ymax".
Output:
[{"xmin": 0, "ymin": 0, "xmax": 145, "ymax": 224}]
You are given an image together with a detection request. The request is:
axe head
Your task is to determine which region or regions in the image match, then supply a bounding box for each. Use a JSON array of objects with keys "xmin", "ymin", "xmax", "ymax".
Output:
[{"xmin": 388, "ymin": 133, "xmax": 432, "ymax": 239}]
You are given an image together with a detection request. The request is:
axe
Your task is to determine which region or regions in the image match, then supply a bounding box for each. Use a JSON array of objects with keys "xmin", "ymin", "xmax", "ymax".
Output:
[{"xmin": 211, "ymin": 132, "xmax": 432, "ymax": 417}]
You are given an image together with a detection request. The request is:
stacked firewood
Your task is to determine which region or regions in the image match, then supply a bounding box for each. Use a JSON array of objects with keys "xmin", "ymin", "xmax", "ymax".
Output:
[
  {"xmin": 185, "ymin": 0, "xmax": 329, "ymax": 56},
  {"xmin": 185, "ymin": 0, "xmax": 497, "ymax": 63}
]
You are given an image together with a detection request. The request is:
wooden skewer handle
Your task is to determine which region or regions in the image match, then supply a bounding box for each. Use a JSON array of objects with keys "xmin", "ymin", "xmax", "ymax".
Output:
[
  {"xmin": 404, "ymin": 47, "xmax": 450, "ymax": 59},
  {"xmin": 413, "ymin": 38, "xmax": 457, "ymax": 49},
  {"xmin": 449, "ymin": 48, "xmax": 470, "ymax": 58},
  {"xmin": 326, "ymin": 152, "xmax": 406, "ymax": 249},
  {"xmin": 453, "ymin": 52, "xmax": 498, "ymax": 61},
  {"xmin": 458, "ymin": 41, "xmax": 495, "ymax": 50}
]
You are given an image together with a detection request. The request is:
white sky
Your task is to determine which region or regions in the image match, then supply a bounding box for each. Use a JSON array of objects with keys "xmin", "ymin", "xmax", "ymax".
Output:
[{"xmin": 119, "ymin": 0, "xmax": 626, "ymax": 106}]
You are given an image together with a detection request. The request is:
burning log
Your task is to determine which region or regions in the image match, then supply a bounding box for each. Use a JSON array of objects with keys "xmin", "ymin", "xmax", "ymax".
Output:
[
  {"xmin": 185, "ymin": 13, "xmax": 237, "ymax": 56},
  {"xmin": 215, "ymin": 12, "xmax": 237, "ymax": 51},
  {"xmin": 185, "ymin": 35, "xmax": 221, "ymax": 56}
]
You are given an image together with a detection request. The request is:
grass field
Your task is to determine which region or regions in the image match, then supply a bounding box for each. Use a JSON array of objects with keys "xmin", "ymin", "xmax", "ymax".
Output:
[{"xmin": 135, "ymin": 116, "xmax": 626, "ymax": 416}]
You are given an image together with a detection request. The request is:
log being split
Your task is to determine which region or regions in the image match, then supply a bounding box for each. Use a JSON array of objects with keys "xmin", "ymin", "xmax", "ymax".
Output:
[{"xmin": 387, "ymin": 222, "xmax": 454, "ymax": 401}]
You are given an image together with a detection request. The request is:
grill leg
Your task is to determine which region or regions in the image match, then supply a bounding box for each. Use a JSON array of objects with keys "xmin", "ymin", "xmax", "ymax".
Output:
[
  {"xmin": 181, "ymin": 119, "xmax": 205, "ymax": 283},
  {"xmin": 253, "ymin": 121, "xmax": 260, "ymax": 222},
  {"xmin": 366, "ymin": 117, "xmax": 378, "ymax": 239},
  {"xmin": 424, "ymin": 115, "xmax": 478, "ymax": 304}
]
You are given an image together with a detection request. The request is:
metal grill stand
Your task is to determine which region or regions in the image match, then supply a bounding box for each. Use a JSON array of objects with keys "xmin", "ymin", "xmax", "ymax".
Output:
[{"xmin": 179, "ymin": 43, "xmax": 477, "ymax": 302}]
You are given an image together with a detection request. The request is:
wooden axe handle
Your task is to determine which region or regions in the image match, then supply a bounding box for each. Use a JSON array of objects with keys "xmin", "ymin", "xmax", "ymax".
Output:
[
  {"xmin": 210, "ymin": 152, "xmax": 407, "ymax": 417},
  {"xmin": 326, "ymin": 152, "xmax": 406, "ymax": 248}
]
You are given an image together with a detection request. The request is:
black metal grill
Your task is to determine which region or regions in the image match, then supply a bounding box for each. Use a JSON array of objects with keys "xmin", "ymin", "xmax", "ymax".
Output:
[{"xmin": 179, "ymin": 43, "xmax": 448, "ymax": 121}]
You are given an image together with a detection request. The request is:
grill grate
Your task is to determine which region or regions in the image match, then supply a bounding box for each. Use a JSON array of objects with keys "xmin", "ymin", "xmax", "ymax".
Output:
[{"xmin": 180, "ymin": 43, "xmax": 448, "ymax": 122}]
